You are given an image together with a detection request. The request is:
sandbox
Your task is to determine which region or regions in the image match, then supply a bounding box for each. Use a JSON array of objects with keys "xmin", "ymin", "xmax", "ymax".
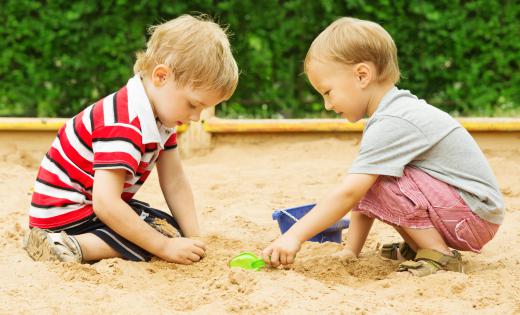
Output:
[{"xmin": 0, "ymin": 118, "xmax": 519, "ymax": 314}]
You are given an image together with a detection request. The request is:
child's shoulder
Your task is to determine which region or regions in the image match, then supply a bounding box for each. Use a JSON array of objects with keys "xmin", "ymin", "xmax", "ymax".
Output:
[
  {"xmin": 377, "ymin": 89, "xmax": 456, "ymax": 126},
  {"xmin": 367, "ymin": 89, "xmax": 460, "ymax": 142}
]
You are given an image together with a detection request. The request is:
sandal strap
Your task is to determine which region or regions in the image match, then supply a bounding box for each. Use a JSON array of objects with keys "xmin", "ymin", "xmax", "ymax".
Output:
[
  {"xmin": 61, "ymin": 232, "xmax": 83, "ymax": 263},
  {"xmin": 415, "ymin": 249, "xmax": 452, "ymax": 265},
  {"xmin": 398, "ymin": 249, "xmax": 463, "ymax": 276},
  {"xmin": 399, "ymin": 243, "xmax": 417, "ymax": 261},
  {"xmin": 381, "ymin": 242, "xmax": 400, "ymax": 260},
  {"xmin": 381, "ymin": 242, "xmax": 416, "ymax": 260},
  {"xmin": 415, "ymin": 249, "xmax": 463, "ymax": 272},
  {"xmin": 398, "ymin": 260, "xmax": 440, "ymax": 276}
]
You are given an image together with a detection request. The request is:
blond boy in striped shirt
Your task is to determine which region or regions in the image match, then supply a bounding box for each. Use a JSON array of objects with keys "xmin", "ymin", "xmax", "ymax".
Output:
[{"xmin": 25, "ymin": 15, "xmax": 238, "ymax": 264}]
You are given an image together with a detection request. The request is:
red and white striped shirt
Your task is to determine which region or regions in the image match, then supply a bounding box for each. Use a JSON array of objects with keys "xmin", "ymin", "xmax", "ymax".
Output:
[{"xmin": 29, "ymin": 75, "xmax": 177, "ymax": 229}]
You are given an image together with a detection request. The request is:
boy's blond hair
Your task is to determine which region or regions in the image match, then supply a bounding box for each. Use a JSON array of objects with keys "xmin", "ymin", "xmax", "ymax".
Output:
[
  {"xmin": 134, "ymin": 14, "xmax": 238, "ymax": 99},
  {"xmin": 305, "ymin": 17, "xmax": 400, "ymax": 84}
]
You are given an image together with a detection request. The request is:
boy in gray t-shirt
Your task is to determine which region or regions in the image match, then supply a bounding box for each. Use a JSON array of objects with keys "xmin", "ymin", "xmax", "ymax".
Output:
[{"xmin": 262, "ymin": 17, "xmax": 503, "ymax": 277}]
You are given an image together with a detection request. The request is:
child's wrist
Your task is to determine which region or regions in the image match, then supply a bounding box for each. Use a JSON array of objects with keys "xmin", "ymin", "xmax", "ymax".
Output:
[
  {"xmin": 154, "ymin": 235, "xmax": 170, "ymax": 258},
  {"xmin": 181, "ymin": 224, "xmax": 200, "ymax": 237},
  {"xmin": 286, "ymin": 228, "xmax": 306, "ymax": 244}
]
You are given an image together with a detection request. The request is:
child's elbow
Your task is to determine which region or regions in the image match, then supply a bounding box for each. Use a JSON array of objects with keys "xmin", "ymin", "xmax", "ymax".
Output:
[{"xmin": 92, "ymin": 194, "xmax": 117, "ymax": 217}]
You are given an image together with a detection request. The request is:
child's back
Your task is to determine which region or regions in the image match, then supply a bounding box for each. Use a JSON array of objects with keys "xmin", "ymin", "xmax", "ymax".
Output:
[{"xmin": 351, "ymin": 87, "xmax": 504, "ymax": 224}]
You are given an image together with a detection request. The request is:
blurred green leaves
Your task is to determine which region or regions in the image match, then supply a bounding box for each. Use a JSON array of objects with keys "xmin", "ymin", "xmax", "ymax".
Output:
[{"xmin": 0, "ymin": 0, "xmax": 518, "ymax": 118}]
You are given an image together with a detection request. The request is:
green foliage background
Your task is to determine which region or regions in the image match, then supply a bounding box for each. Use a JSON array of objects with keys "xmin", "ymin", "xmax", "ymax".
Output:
[{"xmin": 1, "ymin": 0, "xmax": 519, "ymax": 118}]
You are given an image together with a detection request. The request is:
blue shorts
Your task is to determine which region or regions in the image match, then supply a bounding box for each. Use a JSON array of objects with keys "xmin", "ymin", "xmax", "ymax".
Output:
[{"xmin": 46, "ymin": 199, "xmax": 182, "ymax": 261}]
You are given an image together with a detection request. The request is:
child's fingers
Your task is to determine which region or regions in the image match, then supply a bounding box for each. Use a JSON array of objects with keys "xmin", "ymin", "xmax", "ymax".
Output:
[
  {"xmin": 270, "ymin": 249, "xmax": 280, "ymax": 267},
  {"xmin": 177, "ymin": 257, "xmax": 193, "ymax": 265},
  {"xmin": 187, "ymin": 253, "xmax": 202, "ymax": 262},
  {"xmin": 192, "ymin": 239, "xmax": 206, "ymax": 250},
  {"xmin": 286, "ymin": 253, "xmax": 295, "ymax": 265},
  {"xmin": 280, "ymin": 252, "xmax": 288, "ymax": 265},
  {"xmin": 262, "ymin": 247, "xmax": 273, "ymax": 264},
  {"xmin": 191, "ymin": 246, "xmax": 206, "ymax": 258}
]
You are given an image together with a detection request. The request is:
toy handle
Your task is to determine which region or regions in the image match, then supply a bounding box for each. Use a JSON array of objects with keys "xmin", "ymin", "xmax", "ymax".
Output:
[{"xmin": 280, "ymin": 209, "xmax": 299, "ymax": 223}]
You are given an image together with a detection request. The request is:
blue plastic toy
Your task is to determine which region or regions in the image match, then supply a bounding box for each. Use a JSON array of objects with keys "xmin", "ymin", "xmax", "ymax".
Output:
[{"xmin": 272, "ymin": 203, "xmax": 350, "ymax": 243}]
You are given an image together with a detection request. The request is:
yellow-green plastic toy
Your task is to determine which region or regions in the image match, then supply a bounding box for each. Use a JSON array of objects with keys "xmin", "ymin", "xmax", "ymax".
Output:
[{"xmin": 229, "ymin": 252, "xmax": 266, "ymax": 271}]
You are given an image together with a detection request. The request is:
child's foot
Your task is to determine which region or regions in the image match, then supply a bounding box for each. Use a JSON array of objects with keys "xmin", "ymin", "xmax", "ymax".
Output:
[
  {"xmin": 396, "ymin": 249, "xmax": 463, "ymax": 277},
  {"xmin": 380, "ymin": 242, "xmax": 416, "ymax": 261},
  {"xmin": 24, "ymin": 228, "xmax": 83, "ymax": 263}
]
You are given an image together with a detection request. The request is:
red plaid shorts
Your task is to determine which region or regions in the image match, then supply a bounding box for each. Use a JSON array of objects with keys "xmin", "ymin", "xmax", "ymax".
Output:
[{"xmin": 353, "ymin": 166, "xmax": 499, "ymax": 252}]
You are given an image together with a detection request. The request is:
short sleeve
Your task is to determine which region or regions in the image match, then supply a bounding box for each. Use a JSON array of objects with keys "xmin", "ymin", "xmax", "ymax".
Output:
[
  {"xmin": 349, "ymin": 116, "xmax": 431, "ymax": 177},
  {"xmin": 163, "ymin": 132, "xmax": 178, "ymax": 150},
  {"xmin": 92, "ymin": 124, "xmax": 144, "ymax": 175}
]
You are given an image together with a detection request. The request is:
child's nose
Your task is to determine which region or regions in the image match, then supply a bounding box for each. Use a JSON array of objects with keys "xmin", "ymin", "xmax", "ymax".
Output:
[{"xmin": 324, "ymin": 100, "xmax": 334, "ymax": 111}]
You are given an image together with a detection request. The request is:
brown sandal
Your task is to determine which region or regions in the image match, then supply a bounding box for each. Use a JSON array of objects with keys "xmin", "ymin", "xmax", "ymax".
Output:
[
  {"xmin": 381, "ymin": 242, "xmax": 416, "ymax": 261},
  {"xmin": 398, "ymin": 249, "xmax": 463, "ymax": 277}
]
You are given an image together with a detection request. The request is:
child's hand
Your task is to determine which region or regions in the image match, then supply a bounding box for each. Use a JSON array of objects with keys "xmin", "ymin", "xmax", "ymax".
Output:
[
  {"xmin": 157, "ymin": 237, "xmax": 206, "ymax": 264},
  {"xmin": 262, "ymin": 234, "xmax": 302, "ymax": 267}
]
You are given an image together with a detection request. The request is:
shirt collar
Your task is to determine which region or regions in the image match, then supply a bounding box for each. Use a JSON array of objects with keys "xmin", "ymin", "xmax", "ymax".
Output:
[{"xmin": 126, "ymin": 75, "xmax": 175, "ymax": 148}]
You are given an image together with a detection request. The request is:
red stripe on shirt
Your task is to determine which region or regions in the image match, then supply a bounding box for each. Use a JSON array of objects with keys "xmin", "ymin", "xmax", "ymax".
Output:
[
  {"xmin": 47, "ymin": 147, "xmax": 94, "ymax": 190},
  {"xmin": 29, "ymin": 205, "xmax": 94, "ymax": 229},
  {"xmin": 115, "ymin": 86, "xmax": 130, "ymax": 123},
  {"xmin": 58, "ymin": 126, "xmax": 94, "ymax": 175},
  {"xmin": 31, "ymin": 192, "xmax": 77, "ymax": 208}
]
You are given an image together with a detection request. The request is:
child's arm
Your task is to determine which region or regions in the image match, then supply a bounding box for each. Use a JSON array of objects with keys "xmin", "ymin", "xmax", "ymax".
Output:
[
  {"xmin": 156, "ymin": 149, "xmax": 200, "ymax": 237},
  {"xmin": 93, "ymin": 169, "xmax": 205, "ymax": 264},
  {"xmin": 262, "ymin": 173, "xmax": 378, "ymax": 267}
]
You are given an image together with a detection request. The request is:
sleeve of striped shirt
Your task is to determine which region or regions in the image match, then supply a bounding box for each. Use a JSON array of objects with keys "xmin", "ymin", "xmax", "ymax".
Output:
[
  {"xmin": 163, "ymin": 132, "xmax": 178, "ymax": 150},
  {"xmin": 91, "ymin": 124, "xmax": 144, "ymax": 175}
]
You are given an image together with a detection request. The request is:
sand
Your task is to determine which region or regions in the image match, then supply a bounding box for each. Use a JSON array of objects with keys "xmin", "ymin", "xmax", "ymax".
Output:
[{"xmin": 1, "ymin": 131, "xmax": 519, "ymax": 314}]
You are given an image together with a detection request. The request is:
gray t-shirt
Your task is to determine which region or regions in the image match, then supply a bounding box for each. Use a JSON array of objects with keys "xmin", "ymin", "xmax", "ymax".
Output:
[{"xmin": 349, "ymin": 87, "xmax": 504, "ymax": 224}]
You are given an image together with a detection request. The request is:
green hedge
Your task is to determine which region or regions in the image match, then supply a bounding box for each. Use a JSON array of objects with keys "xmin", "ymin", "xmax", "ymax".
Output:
[{"xmin": 1, "ymin": 0, "xmax": 519, "ymax": 118}]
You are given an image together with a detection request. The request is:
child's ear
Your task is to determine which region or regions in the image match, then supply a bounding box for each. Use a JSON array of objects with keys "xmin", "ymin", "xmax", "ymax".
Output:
[
  {"xmin": 151, "ymin": 64, "xmax": 170, "ymax": 86},
  {"xmin": 353, "ymin": 63, "xmax": 372, "ymax": 88}
]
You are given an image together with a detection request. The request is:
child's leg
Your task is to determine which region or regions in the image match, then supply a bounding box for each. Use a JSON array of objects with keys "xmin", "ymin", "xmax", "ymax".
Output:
[
  {"xmin": 392, "ymin": 226, "xmax": 418, "ymax": 251},
  {"xmin": 72, "ymin": 200, "xmax": 182, "ymax": 262},
  {"xmin": 73, "ymin": 200, "xmax": 182, "ymax": 262},
  {"xmin": 343, "ymin": 211, "xmax": 375, "ymax": 256},
  {"xmin": 74, "ymin": 233, "xmax": 121, "ymax": 261},
  {"xmin": 378, "ymin": 226, "xmax": 419, "ymax": 260},
  {"xmin": 399, "ymin": 226, "xmax": 452, "ymax": 256}
]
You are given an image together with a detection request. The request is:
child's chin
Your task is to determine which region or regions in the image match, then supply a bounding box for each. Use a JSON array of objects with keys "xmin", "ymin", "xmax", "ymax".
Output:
[{"xmin": 343, "ymin": 115, "xmax": 357, "ymax": 123}]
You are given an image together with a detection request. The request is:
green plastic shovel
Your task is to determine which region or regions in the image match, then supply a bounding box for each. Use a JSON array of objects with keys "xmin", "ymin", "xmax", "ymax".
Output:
[{"xmin": 229, "ymin": 252, "xmax": 266, "ymax": 271}]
